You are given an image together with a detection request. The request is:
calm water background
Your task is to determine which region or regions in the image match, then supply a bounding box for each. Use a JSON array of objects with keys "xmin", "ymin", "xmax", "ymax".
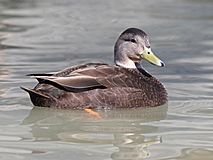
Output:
[{"xmin": 0, "ymin": 0, "xmax": 213, "ymax": 159}]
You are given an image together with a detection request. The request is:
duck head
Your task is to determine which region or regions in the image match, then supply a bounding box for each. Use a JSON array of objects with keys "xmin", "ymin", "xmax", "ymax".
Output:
[{"xmin": 114, "ymin": 28, "xmax": 165, "ymax": 68}]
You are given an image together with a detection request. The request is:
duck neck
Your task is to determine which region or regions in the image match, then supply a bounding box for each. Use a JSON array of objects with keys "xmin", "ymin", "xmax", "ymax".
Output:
[
  {"xmin": 114, "ymin": 51, "xmax": 137, "ymax": 69},
  {"xmin": 115, "ymin": 59, "xmax": 136, "ymax": 68},
  {"xmin": 114, "ymin": 40, "xmax": 137, "ymax": 69}
]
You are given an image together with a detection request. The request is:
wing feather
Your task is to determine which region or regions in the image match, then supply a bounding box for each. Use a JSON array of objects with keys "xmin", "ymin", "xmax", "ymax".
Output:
[
  {"xmin": 35, "ymin": 75, "xmax": 106, "ymax": 92},
  {"xmin": 32, "ymin": 63, "xmax": 143, "ymax": 93}
]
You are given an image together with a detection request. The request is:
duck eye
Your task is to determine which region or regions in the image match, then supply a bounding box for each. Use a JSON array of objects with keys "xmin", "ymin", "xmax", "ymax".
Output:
[{"xmin": 130, "ymin": 39, "xmax": 137, "ymax": 43}]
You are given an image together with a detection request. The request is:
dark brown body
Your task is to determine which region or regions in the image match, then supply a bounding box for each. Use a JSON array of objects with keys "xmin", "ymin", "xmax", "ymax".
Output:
[{"xmin": 22, "ymin": 63, "xmax": 167, "ymax": 109}]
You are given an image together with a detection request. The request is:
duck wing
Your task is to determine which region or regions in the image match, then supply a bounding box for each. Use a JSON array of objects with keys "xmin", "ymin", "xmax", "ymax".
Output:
[
  {"xmin": 33, "ymin": 64, "xmax": 141, "ymax": 93},
  {"xmin": 27, "ymin": 63, "xmax": 108, "ymax": 77},
  {"xmin": 95, "ymin": 67, "xmax": 144, "ymax": 89},
  {"xmin": 33, "ymin": 63, "xmax": 109, "ymax": 92},
  {"xmin": 53, "ymin": 65, "xmax": 134, "ymax": 89},
  {"xmin": 35, "ymin": 75, "xmax": 106, "ymax": 92},
  {"xmin": 54, "ymin": 62, "xmax": 108, "ymax": 77}
]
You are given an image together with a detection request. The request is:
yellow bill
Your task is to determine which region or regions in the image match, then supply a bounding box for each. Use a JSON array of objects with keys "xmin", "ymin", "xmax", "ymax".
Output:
[{"xmin": 140, "ymin": 47, "xmax": 165, "ymax": 67}]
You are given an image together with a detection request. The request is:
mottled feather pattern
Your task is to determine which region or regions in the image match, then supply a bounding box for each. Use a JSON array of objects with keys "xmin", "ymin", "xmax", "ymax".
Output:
[
  {"xmin": 26, "ymin": 63, "xmax": 167, "ymax": 109},
  {"xmin": 22, "ymin": 28, "xmax": 168, "ymax": 109},
  {"xmin": 54, "ymin": 63, "xmax": 108, "ymax": 77}
]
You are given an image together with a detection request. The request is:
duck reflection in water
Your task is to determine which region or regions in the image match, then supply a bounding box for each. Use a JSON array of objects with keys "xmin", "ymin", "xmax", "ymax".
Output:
[
  {"xmin": 0, "ymin": 35, "xmax": 11, "ymax": 98},
  {"xmin": 23, "ymin": 104, "xmax": 168, "ymax": 159}
]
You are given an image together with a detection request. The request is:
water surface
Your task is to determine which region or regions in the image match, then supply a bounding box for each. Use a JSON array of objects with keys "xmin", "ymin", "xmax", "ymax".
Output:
[{"xmin": 0, "ymin": 0, "xmax": 213, "ymax": 159}]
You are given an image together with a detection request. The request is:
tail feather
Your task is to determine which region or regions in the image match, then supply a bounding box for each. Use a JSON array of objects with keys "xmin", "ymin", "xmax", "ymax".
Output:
[
  {"xmin": 20, "ymin": 87, "xmax": 50, "ymax": 99},
  {"xmin": 21, "ymin": 86, "xmax": 53, "ymax": 107},
  {"xmin": 35, "ymin": 77, "xmax": 46, "ymax": 83},
  {"xmin": 26, "ymin": 73, "xmax": 54, "ymax": 76}
]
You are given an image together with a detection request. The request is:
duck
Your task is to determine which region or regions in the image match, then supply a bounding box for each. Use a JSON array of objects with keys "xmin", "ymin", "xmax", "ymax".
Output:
[{"xmin": 21, "ymin": 28, "xmax": 167, "ymax": 109}]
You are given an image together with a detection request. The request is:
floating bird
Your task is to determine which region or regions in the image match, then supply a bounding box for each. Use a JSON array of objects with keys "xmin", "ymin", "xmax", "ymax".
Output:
[{"xmin": 21, "ymin": 28, "xmax": 167, "ymax": 109}]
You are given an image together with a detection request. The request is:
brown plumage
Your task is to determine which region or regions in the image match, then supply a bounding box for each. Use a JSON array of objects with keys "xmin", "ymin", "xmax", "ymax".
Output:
[{"xmin": 21, "ymin": 28, "xmax": 167, "ymax": 109}]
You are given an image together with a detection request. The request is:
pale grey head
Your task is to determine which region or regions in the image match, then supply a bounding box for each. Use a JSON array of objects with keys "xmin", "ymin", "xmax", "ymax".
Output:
[{"xmin": 114, "ymin": 28, "xmax": 165, "ymax": 68}]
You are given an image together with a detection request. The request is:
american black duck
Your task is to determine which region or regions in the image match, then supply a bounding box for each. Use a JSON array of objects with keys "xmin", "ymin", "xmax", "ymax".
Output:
[{"xmin": 22, "ymin": 28, "xmax": 167, "ymax": 109}]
